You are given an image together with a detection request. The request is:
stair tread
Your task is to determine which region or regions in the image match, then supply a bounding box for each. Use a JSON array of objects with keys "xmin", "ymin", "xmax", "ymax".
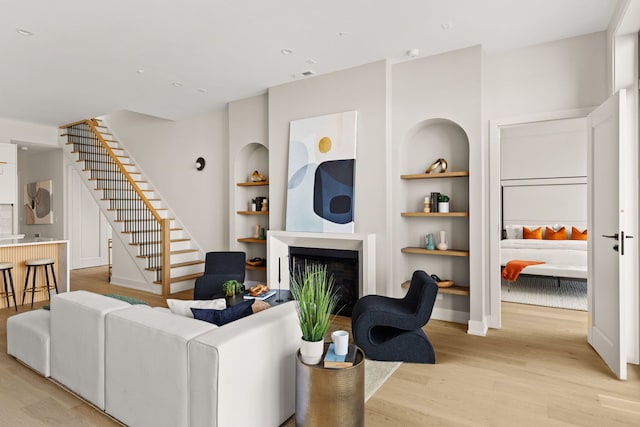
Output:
[
  {"xmin": 146, "ymin": 260, "xmax": 205, "ymax": 271},
  {"xmin": 102, "ymin": 198, "xmax": 160, "ymax": 201},
  {"xmin": 137, "ymin": 249, "xmax": 198, "ymax": 258},
  {"xmin": 108, "ymin": 207, "xmax": 166, "ymax": 211},
  {"xmin": 123, "ymin": 228, "xmax": 182, "ymax": 234},
  {"xmin": 115, "ymin": 218, "xmax": 174, "ymax": 223},
  {"xmin": 132, "ymin": 238, "xmax": 189, "ymax": 246},
  {"xmin": 153, "ymin": 272, "xmax": 204, "ymax": 285},
  {"xmin": 95, "ymin": 188, "xmax": 153, "ymax": 193}
]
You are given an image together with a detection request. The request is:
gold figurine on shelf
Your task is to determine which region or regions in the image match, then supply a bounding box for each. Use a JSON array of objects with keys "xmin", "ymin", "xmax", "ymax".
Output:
[
  {"xmin": 425, "ymin": 158, "xmax": 448, "ymax": 174},
  {"xmin": 250, "ymin": 170, "xmax": 267, "ymax": 182}
]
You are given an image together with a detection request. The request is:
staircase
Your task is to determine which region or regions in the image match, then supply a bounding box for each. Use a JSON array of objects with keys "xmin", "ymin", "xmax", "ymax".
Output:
[{"xmin": 60, "ymin": 118, "xmax": 204, "ymax": 296}]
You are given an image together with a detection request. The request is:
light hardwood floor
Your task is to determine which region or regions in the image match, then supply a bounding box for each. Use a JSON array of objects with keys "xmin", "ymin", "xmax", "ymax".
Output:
[{"xmin": 1, "ymin": 266, "xmax": 639, "ymax": 426}]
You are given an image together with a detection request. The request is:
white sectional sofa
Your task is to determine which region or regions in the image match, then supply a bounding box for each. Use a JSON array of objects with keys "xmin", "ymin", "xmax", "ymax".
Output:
[{"xmin": 6, "ymin": 290, "xmax": 301, "ymax": 427}]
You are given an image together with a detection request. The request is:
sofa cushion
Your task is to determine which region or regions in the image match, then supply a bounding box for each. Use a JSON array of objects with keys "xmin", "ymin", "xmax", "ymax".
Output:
[
  {"xmin": 105, "ymin": 305, "xmax": 218, "ymax": 427},
  {"xmin": 167, "ymin": 298, "xmax": 226, "ymax": 317},
  {"xmin": 50, "ymin": 290, "xmax": 131, "ymax": 410},
  {"xmin": 189, "ymin": 301, "xmax": 300, "ymax": 427},
  {"xmin": 191, "ymin": 299, "xmax": 254, "ymax": 326}
]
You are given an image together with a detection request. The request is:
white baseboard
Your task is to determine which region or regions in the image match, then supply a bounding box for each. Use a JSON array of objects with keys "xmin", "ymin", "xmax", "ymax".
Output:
[
  {"xmin": 110, "ymin": 275, "xmax": 161, "ymax": 295},
  {"xmin": 467, "ymin": 320, "xmax": 488, "ymax": 336},
  {"xmin": 431, "ymin": 307, "xmax": 469, "ymax": 325}
]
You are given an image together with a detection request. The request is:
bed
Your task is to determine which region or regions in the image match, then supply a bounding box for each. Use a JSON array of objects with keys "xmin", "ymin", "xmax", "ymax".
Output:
[{"xmin": 500, "ymin": 233, "xmax": 587, "ymax": 279}]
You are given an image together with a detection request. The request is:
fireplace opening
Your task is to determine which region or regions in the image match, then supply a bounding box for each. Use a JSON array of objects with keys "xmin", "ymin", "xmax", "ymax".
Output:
[{"xmin": 289, "ymin": 246, "xmax": 358, "ymax": 317}]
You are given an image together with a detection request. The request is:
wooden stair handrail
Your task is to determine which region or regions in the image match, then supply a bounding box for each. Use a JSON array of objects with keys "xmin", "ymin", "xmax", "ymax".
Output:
[
  {"xmin": 61, "ymin": 119, "xmax": 163, "ymax": 224},
  {"xmin": 61, "ymin": 118, "xmax": 172, "ymax": 296}
]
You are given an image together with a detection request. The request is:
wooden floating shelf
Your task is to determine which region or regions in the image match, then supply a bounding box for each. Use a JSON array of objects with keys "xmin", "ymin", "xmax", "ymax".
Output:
[
  {"xmin": 401, "ymin": 212, "xmax": 469, "ymax": 217},
  {"xmin": 237, "ymin": 238, "xmax": 267, "ymax": 244},
  {"xmin": 246, "ymin": 265, "xmax": 266, "ymax": 271},
  {"xmin": 237, "ymin": 211, "xmax": 269, "ymax": 215},
  {"xmin": 401, "ymin": 247, "xmax": 469, "ymax": 257},
  {"xmin": 400, "ymin": 171, "xmax": 469, "ymax": 180},
  {"xmin": 237, "ymin": 181, "xmax": 269, "ymax": 187},
  {"xmin": 401, "ymin": 281, "xmax": 470, "ymax": 296}
]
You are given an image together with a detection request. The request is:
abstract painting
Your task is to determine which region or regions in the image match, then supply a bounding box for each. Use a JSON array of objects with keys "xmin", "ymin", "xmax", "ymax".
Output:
[
  {"xmin": 286, "ymin": 111, "xmax": 357, "ymax": 233},
  {"xmin": 24, "ymin": 180, "xmax": 53, "ymax": 225}
]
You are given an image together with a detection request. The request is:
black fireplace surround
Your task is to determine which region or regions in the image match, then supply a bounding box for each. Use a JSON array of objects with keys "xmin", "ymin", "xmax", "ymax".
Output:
[{"xmin": 289, "ymin": 246, "xmax": 359, "ymax": 317}]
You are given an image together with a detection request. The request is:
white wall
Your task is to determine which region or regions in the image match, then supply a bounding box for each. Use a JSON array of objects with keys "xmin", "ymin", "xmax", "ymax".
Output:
[
  {"xmin": 0, "ymin": 117, "xmax": 58, "ymax": 147},
  {"xmin": 392, "ymin": 46, "xmax": 484, "ymax": 331},
  {"xmin": 267, "ymin": 61, "xmax": 390, "ymax": 293},
  {"xmin": 104, "ymin": 109, "xmax": 229, "ymax": 252},
  {"xmin": 104, "ymin": 109, "xmax": 229, "ymax": 289},
  {"xmin": 485, "ymin": 32, "xmax": 608, "ymax": 119}
]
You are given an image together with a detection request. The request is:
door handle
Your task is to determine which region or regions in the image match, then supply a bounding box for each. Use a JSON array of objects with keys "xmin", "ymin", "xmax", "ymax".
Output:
[{"xmin": 602, "ymin": 233, "xmax": 619, "ymax": 240}]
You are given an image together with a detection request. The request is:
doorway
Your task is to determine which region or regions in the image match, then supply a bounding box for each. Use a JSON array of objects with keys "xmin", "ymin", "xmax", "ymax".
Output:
[{"xmin": 488, "ymin": 108, "xmax": 593, "ymax": 329}]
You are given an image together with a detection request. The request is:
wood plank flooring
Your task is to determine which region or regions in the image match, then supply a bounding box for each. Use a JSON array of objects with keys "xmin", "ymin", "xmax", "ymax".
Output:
[{"xmin": 1, "ymin": 266, "xmax": 639, "ymax": 426}]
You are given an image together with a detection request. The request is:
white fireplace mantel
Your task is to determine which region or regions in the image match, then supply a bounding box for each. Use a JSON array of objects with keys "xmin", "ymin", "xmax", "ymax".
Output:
[{"xmin": 266, "ymin": 231, "xmax": 376, "ymax": 297}]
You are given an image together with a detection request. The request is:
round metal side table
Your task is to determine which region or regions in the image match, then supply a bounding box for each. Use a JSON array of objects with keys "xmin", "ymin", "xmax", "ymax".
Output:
[{"xmin": 295, "ymin": 344, "xmax": 364, "ymax": 427}]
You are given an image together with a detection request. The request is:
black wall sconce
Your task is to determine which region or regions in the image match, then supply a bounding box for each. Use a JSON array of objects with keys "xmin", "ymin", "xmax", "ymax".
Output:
[{"xmin": 195, "ymin": 157, "xmax": 206, "ymax": 171}]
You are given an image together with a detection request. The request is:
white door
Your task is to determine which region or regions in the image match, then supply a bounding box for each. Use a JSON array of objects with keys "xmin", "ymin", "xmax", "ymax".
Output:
[
  {"xmin": 69, "ymin": 166, "xmax": 111, "ymax": 269},
  {"xmin": 587, "ymin": 89, "xmax": 633, "ymax": 380}
]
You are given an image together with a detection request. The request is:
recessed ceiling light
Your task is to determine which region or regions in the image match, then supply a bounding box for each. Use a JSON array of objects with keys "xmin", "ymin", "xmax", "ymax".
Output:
[
  {"xmin": 441, "ymin": 22, "xmax": 452, "ymax": 30},
  {"xmin": 306, "ymin": 58, "xmax": 317, "ymax": 65},
  {"xmin": 281, "ymin": 48, "xmax": 293, "ymax": 55},
  {"xmin": 407, "ymin": 49, "xmax": 420, "ymax": 58},
  {"xmin": 172, "ymin": 82, "xmax": 183, "ymax": 87},
  {"xmin": 20, "ymin": 146, "xmax": 29, "ymax": 151},
  {"xmin": 339, "ymin": 32, "xmax": 347, "ymax": 36},
  {"xmin": 136, "ymin": 69, "xmax": 144, "ymax": 74},
  {"xmin": 197, "ymin": 88, "xmax": 208, "ymax": 93},
  {"xmin": 16, "ymin": 28, "xmax": 33, "ymax": 36}
]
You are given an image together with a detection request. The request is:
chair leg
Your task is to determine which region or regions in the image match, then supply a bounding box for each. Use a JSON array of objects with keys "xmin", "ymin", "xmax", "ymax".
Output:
[
  {"xmin": 22, "ymin": 266, "xmax": 31, "ymax": 306},
  {"xmin": 8, "ymin": 268, "xmax": 17, "ymax": 311},
  {"xmin": 30, "ymin": 266, "xmax": 37, "ymax": 309},
  {"xmin": 49, "ymin": 264, "xmax": 58, "ymax": 296},
  {"xmin": 2, "ymin": 270, "xmax": 9, "ymax": 309}
]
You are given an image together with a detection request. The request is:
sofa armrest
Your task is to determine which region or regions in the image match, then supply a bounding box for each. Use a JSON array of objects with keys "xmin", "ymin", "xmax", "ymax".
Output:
[{"xmin": 189, "ymin": 301, "xmax": 301, "ymax": 427}]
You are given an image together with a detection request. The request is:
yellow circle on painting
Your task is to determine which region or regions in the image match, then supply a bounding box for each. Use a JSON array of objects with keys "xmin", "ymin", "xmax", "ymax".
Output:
[{"xmin": 318, "ymin": 136, "xmax": 332, "ymax": 153}]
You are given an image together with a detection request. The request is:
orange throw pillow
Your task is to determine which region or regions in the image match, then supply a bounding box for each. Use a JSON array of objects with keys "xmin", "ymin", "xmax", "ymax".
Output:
[
  {"xmin": 571, "ymin": 226, "xmax": 588, "ymax": 240},
  {"xmin": 545, "ymin": 226, "xmax": 567, "ymax": 240},
  {"xmin": 523, "ymin": 226, "xmax": 542, "ymax": 239}
]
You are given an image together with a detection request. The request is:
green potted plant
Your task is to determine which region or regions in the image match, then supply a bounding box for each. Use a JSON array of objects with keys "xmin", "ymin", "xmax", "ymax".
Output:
[
  {"xmin": 222, "ymin": 280, "xmax": 243, "ymax": 297},
  {"xmin": 437, "ymin": 194, "xmax": 450, "ymax": 213},
  {"xmin": 289, "ymin": 263, "xmax": 339, "ymax": 365}
]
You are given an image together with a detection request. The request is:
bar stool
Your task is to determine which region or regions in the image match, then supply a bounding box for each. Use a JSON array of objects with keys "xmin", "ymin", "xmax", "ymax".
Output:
[
  {"xmin": 0, "ymin": 262, "xmax": 18, "ymax": 311},
  {"xmin": 22, "ymin": 258, "xmax": 59, "ymax": 309}
]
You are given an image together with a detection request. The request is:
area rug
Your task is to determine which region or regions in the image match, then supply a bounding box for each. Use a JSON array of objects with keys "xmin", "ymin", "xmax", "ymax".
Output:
[
  {"xmin": 501, "ymin": 276, "xmax": 587, "ymax": 311},
  {"xmin": 365, "ymin": 359, "xmax": 402, "ymax": 401}
]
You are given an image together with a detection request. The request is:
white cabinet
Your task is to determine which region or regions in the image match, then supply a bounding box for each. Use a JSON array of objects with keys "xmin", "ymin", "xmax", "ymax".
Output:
[{"xmin": 0, "ymin": 143, "xmax": 17, "ymax": 204}]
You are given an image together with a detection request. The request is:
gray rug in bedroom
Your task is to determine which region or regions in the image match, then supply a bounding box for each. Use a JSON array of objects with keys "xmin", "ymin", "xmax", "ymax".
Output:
[{"xmin": 501, "ymin": 276, "xmax": 587, "ymax": 311}]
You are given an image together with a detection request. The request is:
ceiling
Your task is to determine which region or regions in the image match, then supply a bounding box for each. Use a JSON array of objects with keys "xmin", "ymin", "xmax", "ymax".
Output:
[{"xmin": 1, "ymin": 0, "xmax": 618, "ymax": 127}]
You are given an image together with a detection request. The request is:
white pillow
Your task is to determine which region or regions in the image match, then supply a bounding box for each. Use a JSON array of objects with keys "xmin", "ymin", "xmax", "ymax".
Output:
[{"xmin": 166, "ymin": 298, "xmax": 227, "ymax": 318}]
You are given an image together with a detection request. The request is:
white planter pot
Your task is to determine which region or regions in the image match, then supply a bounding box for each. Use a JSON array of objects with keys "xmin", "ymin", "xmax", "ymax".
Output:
[
  {"xmin": 438, "ymin": 202, "xmax": 449, "ymax": 213},
  {"xmin": 300, "ymin": 338, "xmax": 324, "ymax": 365}
]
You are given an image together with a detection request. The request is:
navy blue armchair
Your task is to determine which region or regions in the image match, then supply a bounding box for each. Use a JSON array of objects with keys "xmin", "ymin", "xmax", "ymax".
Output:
[
  {"xmin": 193, "ymin": 252, "xmax": 246, "ymax": 300},
  {"xmin": 351, "ymin": 270, "xmax": 439, "ymax": 363}
]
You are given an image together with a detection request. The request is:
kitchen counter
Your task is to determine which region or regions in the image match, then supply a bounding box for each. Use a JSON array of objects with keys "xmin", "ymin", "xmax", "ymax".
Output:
[{"xmin": 0, "ymin": 238, "xmax": 69, "ymax": 308}]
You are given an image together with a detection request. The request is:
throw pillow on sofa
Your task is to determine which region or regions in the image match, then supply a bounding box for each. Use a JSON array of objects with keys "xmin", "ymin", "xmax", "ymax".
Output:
[
  {"xmin": 191, "ymin": 299, "xmax": 254, "ymax": 326},
  {"xmin": 166, "ymin": 298, "xmax": 227, "ymax": 318}
]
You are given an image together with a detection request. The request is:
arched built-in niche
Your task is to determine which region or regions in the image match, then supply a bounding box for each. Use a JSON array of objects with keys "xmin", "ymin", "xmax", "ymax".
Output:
[
  {"xmin": 397, "ymin": 118, "xmax": 471, "ymax": 323},
  {"xmin": 232, "ymin": 142, "xmax": 269, "ymax": 281}
]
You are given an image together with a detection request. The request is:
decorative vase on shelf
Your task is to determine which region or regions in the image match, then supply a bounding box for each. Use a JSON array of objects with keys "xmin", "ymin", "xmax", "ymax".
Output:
[
  {"xmin": 300, "ymin": 338, "xmax": 325, "ymax": 365},
  {"xmin": 425, "ymin": 233, "xmax": 435, "ymax": 250},
  {"xmin": 438, "ymin": 201, "xmax": 450, "ymax": 213},
  {"xmin": 436, "ymin": 230, "xmax": 448, "ymax": 250}
]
